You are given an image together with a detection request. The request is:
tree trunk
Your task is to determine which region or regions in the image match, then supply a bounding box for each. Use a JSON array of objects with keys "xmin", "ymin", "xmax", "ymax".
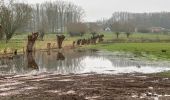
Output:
[
  {"xmin": 56, "ymin": 35, "xmax": 65, "ymax": 49},
  {"xmin": 0, "ymin": 25, "xmax": 3, "ymax": 40},
  {"xmin": 26, "ymin": 32, "xmax": 39, "ymax": 52}
]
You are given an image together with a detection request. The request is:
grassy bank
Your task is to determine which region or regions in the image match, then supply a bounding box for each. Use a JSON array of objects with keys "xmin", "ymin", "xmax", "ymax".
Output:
[
  {"xmin": 86, "ymin": 43, "xmax": 170, "ymax": 60},
  {"xmin": 0, "ymin": 32, "xmax": 170, "ymax": 54}
]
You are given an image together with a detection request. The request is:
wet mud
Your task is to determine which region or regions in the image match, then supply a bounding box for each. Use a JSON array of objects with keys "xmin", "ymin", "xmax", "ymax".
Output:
[{"xmin": 0, "ymin": 73, "xmax": 170, "ymax": 100}]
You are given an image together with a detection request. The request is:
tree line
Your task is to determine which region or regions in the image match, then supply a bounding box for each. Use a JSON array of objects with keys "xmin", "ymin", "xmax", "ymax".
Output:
[
  {"xmin": 0, "ymin": 0, "xmax": 84, "ymax": 42},
  {"xmin": 98, "ymin": 12, "xmax": 170, "ymax": 33}
]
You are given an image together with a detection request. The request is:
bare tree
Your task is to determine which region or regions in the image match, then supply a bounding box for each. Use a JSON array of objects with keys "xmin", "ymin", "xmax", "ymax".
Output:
[
  {"xmin": 67, "ymin": 22, "xmax": 87, "ymax": 36},
  {"xmin": 99, "ymin": 12, "xmax": 170, "ymax": 32},
  {"xmin": 0, "ymin": 0, "xmax": 32, "ymax": 42},
  {"xmin": 88, "ymin": 22, "xmax": 101, "ymax": 37},
  {"xmin": 110, "ymin": 22, "xmax": 122, "ymax": 39},
  {"xmin": 123, "ymin": 22, "xmax": 134, "ymax": 38},
  {"xmin": 1, "ymin": 0, "xmax": 85, "ymax": 37}
]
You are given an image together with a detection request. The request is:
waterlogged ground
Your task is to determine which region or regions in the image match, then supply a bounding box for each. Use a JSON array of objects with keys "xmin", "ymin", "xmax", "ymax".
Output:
[
  {"xmin": 0, "ymin": 50, "xmax": 170, "ymax": 75},
  {"xmin": 0, "ymin": 73, "xmax": 170, "ymax": 100},
  {"xmin": 0, "ymin": 50, "xmax": 170, "ymax": 99}
]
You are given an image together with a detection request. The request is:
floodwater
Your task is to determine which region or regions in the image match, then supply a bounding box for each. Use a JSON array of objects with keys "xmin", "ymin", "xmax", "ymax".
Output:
[{"xmin": 0, "ymin": 50, "xmax": 170, "ymax": 75}]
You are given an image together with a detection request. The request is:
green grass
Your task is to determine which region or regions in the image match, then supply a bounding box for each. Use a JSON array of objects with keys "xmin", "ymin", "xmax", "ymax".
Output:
[
  {"xmin": 100, "ymin": 32, "xmax": 170, "ymax": 40},
  {"xmin": 86, "ymin": 43, "xmax": 170, "ymax": 60},
  {"xmin": 157, "ymin": 71, "xmax": 170, "ymax": 77},
  {"xmin": 1, "ymin": 32, "xmax": 170, "ymax": 54}
]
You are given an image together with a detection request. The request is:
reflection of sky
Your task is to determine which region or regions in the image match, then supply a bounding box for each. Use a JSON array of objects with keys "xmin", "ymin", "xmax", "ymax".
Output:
[{"xmin": 80, "ymin": 56, "xmax": 170, "ymax": 74}]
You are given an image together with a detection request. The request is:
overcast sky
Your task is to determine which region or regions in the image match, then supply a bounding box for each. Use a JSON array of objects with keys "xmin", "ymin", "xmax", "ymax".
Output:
[{"xmin": 26, "ymin": 0, "xmax": 170, "ymax": 22}]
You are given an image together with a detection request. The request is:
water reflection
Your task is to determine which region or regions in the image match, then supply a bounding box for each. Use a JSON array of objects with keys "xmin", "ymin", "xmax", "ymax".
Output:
[
  {"xmin": 47, "ymin": 50, "xmax": 51, "ymax": 55},
  {"xmin": 0, "ymin": 50, "xmax": 170, "ymax": 75},
  {"xmin": 27, "ymin": 52, "xmax": 38, "ymax": 70},
  {"xmin": 57, "ymin": 52, "xmax": 65, "ymax": 60}
]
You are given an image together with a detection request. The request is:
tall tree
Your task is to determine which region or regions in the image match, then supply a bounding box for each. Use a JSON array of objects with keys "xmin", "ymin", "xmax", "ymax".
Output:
[
  {"xmin": 0, "ymin": 0, "xmax": 32, "ymax": 42},
  {"xmin": 110, "ymin": 22, "xmax": 122, "ymax": 39}
]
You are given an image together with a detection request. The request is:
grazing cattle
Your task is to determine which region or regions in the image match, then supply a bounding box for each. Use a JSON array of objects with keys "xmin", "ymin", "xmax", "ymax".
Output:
[{"xmin": 56, "ymin": 35, "xmax": 65, "ymax": 49}]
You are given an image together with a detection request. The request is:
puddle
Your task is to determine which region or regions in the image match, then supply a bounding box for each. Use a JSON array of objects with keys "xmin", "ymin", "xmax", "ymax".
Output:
[{"xmin": 0, "ymin": 50, "xmax": 170, "ymax": 75}]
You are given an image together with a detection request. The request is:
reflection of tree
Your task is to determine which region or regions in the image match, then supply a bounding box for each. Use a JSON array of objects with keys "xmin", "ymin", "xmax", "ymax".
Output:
[
  {"xmin": 0, "ymin": 58, "xmax": 13, "ymax": 73},
  {"xmin": 0, "ymin": 55, "xmax": 26, "ymax": 74},
  {"xmin": 47, "ymin": 50, "xmax": 51, "ymax": 55},
  {"xmin": 1, "ymin": 50, "xmax": 170, "ymax": 75},
  {"xmin": 27, "ymin": 52, "xmax": 38, "ymax": 69},
  {"xmin": 33, "ymin": 50, "xmax": 92, "ymax": 74},
  {"xmin": 57, "ymin": 52, "xmax": 65, "ymax": 60}
]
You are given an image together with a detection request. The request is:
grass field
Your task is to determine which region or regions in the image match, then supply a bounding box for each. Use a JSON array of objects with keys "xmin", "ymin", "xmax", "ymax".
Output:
[
  {"xmin": 1, "ymin": 32, "xmax": 170, "ymax": 56},
  {"xmin": 86, "ymin": 43, "xmax": 170, "ymax": 60}
]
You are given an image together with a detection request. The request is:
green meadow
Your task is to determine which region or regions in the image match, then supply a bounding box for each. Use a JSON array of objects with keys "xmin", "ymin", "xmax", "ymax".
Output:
[{"xmin": 1, "ymin": 32, "xmax": 170, "ymax": 59}]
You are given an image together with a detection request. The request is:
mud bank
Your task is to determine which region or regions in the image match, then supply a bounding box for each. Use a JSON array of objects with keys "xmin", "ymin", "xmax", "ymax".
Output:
[{"xmin": 0, "ymin": 73, "xmax": 170, "ymax": 100}]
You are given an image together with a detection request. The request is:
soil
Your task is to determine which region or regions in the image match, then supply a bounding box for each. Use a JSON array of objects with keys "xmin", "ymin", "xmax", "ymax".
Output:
[{"xmin": 0, "ymin": 73, "xmax": 170, "ymax": 100}]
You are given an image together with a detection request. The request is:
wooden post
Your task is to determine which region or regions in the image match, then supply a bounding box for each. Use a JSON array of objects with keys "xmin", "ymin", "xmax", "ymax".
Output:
[
  {"xmin": 14, "ymin": 49, "xmax": 17, "ymax": 55},
  {"xmin": 73, "ymin": 41, "xmax": 75, "ymax": 47},
  {"xmin": 4, "ymin": 48, "xmax": 7, "ymax": 54},
  {"xmin": 47, "ymin": 43, "xmax": 51, "ymax": 50}
]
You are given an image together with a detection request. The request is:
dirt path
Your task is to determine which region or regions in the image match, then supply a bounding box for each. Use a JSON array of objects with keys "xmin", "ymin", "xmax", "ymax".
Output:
[{"xmin": 0, "ymin": 73, "xmax": 170, "ymax": 100}]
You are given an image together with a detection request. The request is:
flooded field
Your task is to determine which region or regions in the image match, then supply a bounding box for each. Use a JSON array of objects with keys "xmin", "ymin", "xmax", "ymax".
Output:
[
  {"xmin": 0, "ymin": 49, "xmax": 170, "ymax": 75},
  {"xmin": 1, "ymin": 50, "xmax": 170, "ymax": 100}
]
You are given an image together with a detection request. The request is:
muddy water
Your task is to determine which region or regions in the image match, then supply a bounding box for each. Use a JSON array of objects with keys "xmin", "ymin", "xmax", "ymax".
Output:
[{"xmin": 0, "ymin": 50, "xmax": 170, "ymax": 75}]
